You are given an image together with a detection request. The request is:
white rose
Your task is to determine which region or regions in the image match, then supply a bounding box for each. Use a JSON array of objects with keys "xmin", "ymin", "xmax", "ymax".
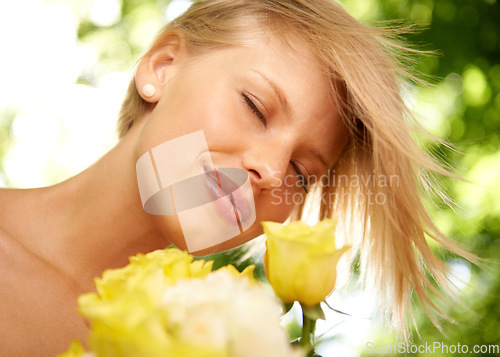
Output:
[{"xmin": 162, "ymin": 270, "xmax": 303, "ymax": 357}]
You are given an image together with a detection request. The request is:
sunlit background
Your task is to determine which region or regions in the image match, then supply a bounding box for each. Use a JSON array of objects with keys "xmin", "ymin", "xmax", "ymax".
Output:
[{"xmin": 0, "ymin": 0, "xmax": 499, "ymax": 356}]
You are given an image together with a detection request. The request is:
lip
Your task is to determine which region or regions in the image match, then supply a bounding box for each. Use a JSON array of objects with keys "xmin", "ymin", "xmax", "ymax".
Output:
[{"xmin": 203, "ymin": 166, "xmax": 253, "ymax": 228}]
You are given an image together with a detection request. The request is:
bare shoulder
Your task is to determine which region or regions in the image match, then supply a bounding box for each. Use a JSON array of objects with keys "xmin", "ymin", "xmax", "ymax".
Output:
[{"xmin": 0, "ymin": 226, "xmax": 89, "ymax": 357}]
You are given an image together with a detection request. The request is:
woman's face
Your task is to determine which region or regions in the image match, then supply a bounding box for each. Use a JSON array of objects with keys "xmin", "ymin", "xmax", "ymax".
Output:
[{"xmin": 134, "ymin": 31, "xmax": 348, "ymax": 254}]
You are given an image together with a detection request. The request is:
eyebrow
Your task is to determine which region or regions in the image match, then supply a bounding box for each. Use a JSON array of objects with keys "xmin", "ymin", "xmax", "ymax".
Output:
[{"xmin": 253, "ymin": 70, "xmax": 293, "ymax": 116}]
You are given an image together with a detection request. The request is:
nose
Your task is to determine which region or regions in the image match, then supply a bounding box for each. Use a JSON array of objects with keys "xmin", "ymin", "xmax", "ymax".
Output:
[{"xmin": 241, "ymin": 142, "xmax": 290, "ymax": 194}]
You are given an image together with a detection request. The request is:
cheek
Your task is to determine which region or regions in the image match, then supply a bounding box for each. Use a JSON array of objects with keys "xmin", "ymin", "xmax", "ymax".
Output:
[{"xmin": 138, "ymin": 79, "xmax": 240, "ymax": 153}]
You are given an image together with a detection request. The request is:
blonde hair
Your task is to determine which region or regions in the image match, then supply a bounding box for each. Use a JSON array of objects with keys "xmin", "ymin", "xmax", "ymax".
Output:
[{"xmin": 117, "ymin": 0, "xmax": 475, "ymax": 336}]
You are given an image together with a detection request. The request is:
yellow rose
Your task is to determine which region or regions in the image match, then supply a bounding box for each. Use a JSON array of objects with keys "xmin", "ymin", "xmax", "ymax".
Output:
[
  {"xmin": 217, "ymin": 264, "xmax": 257, "ymax": 284},
  {"xmin": 56, "ymin": 340, "xmax": 87, "ymax": 357},
  {"xmin": 262, "ymin": 219, "xmax": 349, "ymax": 306},
  {"xmin": 63, "ymin": 248, "xmax": 265, "ymax": 357}
]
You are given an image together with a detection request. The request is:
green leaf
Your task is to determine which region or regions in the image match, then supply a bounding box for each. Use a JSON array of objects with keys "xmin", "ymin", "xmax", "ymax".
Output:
[
  {"xmin": 302, "ymin": 303, "xmax": 325, "ymax": 321},
  {"xmin": 283, "ymin": 302, "xmax": 295, "ymax": 315}
]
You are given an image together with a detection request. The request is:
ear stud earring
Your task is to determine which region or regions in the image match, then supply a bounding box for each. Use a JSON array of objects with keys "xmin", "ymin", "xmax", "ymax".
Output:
[{"xmin": 142, "ymin": 84, "xmax": 156, "ymax": 98}]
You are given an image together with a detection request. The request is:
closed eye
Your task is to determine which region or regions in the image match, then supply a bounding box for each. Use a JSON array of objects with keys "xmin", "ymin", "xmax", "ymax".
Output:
[
  {"xmin": 291, "ymin": 162, "xmax": 309, "ymax": 194},
  {"xmin": 242, "ymin": 93, "xmax": 267, "ymax": 127}
]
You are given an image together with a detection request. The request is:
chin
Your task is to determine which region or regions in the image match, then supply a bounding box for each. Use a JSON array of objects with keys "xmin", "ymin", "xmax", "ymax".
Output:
[{"xmin": 188, "ymin": 225, "xmax": 263, "ymax": 257}]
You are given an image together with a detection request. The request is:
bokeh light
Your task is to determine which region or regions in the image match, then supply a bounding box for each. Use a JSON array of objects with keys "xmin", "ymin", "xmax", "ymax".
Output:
[{"xmin": 166, "ymin": 0, "xmax": 193, "ymax": 22}]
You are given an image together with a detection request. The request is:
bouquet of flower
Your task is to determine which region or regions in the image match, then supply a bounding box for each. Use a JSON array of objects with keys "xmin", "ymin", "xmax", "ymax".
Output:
[
  {"xmin": 59, "ymin": 248, "xmax": 302, "ymax": 357},
  {"xmin": 60, "ymin": 219, "xmax": 348, "ymax": 357}
]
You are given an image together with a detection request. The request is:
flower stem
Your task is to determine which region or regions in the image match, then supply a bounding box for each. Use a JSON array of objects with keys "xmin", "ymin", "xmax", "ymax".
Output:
[{"xmin": 300, "ymin": 305, "xmax": 317, "ymax": 356}]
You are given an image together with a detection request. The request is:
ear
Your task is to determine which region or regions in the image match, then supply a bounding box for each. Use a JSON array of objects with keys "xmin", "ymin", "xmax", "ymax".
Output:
[{"xmin": 135, "ymin": 31, "xmax": 188, "ymax": 103}]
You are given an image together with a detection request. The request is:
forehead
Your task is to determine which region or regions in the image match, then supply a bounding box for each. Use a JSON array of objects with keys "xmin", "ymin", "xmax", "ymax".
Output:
[
  {"xmin": 238, "ymin": 32, "xmax": 332, "ymax": 97},
  {"xmin": 203, "ymin": 31, "xmax": 338, "ymax": 119}
]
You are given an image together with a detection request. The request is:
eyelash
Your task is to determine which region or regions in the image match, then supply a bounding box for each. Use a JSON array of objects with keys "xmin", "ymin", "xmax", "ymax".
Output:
[
  {"xmin": 242, "ymin": 92, "xmax": 308, "ymax": 194},
  {"xmin": 242, "ymin": 93, "xmax": 267, "ymax": 127},
  {"xmin": 291, "ymin": 162, "xmax": 309, "ymax": 194}
]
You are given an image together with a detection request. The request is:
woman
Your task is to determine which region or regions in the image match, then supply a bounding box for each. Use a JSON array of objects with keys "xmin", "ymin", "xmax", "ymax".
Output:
[{"xmin": 0, "ymin": 0, "xmax": 473, "ymax": 355}]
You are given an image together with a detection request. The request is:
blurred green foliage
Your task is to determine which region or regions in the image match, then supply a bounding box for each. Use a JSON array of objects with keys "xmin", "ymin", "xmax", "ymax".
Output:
[
  {"xmin": 343, "ymin": 0, "xmax": 500, "ymax": 355},
  {"xmin": 195, "ymin": 242, "xmax": 267, "ymax": 282},
  {"xmin": 0, "ymin": 0, "xmax": 498, "ymax": 354}
]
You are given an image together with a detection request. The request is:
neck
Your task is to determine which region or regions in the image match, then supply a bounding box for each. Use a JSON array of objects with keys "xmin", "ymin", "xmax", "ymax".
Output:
[{"xmin": 0, "ymin": 119, "xmax": 168, "ymax": 292}]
